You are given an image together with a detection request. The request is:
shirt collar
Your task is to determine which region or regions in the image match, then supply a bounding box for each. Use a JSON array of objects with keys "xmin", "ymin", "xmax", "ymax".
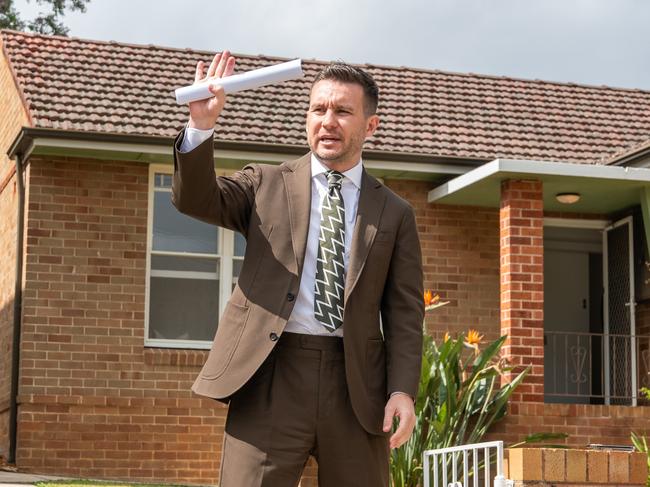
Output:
[{"xmin": 310, "ymin": 154, "xmax": 363, "ymax": 189}]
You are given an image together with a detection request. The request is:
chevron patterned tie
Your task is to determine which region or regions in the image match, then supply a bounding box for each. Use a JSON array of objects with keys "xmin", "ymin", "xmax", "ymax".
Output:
[{"xmin": 314, "ymin": 170, "xmax": 346, "ymax": 332}]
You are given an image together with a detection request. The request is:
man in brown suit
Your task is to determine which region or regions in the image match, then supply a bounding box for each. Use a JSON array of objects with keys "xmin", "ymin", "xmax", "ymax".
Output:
[{"xmin": 172, "ymin": 51, "xmax": 424, "ymax": 486}]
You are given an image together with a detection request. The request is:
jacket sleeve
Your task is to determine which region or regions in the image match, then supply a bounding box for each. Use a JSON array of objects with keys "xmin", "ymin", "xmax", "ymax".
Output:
[
  {"xmin": 380, "ymin": 204, "xmax": 424, "ymax": 399},
  {"xmin": 171, "ymin": 128, "xmax": 262, "ymax": 237}
]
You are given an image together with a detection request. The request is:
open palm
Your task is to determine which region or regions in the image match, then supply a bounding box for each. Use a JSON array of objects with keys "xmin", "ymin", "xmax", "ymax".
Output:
[{"xmin": 188, "ymin": 50, "xmax": 236, "ymax": 130}]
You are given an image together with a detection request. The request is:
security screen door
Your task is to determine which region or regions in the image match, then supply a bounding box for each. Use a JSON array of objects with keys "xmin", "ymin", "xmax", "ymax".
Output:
[{"xmin": 603, "ymin": 216, "xmax": 637, "ymax": 406}]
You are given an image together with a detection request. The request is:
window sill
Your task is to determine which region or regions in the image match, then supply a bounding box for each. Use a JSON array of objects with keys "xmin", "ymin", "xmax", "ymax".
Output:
[{"xmin": 143, "ymin": 347, "xmax": 209, "ymax": 366}]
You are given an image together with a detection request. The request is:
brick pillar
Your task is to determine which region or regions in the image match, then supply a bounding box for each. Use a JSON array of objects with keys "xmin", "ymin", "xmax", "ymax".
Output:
[{"xmin": 500, "ymin": 179, "xmax": 544, "ymax": 402}]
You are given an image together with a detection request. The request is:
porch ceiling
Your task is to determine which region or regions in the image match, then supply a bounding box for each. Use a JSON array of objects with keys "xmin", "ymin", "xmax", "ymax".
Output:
[{"xmin": 428, "ymin": 158, "xmax": 650, "ymax": 214}]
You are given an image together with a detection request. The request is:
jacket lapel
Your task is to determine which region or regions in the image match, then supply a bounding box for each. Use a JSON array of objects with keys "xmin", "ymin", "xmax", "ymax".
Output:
[
  {"xmin": 345, "ymin": 168, "xmax": 386, "ymax": 301},
  {"xmin": 282, "ymin": 154, "xmax": 312, "ymax": 276}
]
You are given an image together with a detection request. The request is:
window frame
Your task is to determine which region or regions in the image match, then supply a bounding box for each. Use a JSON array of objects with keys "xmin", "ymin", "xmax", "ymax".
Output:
[{"xmin": 144, "ymin": 164, "xmax": 243, "ymax": 349}]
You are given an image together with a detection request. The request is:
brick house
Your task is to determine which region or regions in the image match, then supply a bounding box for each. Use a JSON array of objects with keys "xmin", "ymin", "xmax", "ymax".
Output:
[{"xmin": 2, "ymin": 29, "xmax": 650, "ymax": 484}]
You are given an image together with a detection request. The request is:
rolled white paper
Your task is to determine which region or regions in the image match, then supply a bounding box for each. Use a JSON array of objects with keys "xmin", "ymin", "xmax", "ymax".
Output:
[{"xmin": 175, "ymin": 58, "xmax": 304, "ymax": 105}]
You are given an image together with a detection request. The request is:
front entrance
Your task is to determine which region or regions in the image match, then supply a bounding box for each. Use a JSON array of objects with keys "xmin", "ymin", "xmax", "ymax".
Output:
[{"xmin": 543, "ymin": 218, "xmax": 637, "ymax": 405}]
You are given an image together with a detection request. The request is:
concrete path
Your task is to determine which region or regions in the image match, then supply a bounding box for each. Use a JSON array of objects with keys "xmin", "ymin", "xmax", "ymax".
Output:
[{"xmin": 0, "ymin": 470, "xmax": 66, "ymax": 486}]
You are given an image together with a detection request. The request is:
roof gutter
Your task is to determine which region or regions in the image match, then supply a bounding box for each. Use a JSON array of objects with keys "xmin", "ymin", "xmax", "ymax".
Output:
[
  {"xmin": 603, "ymin": 141, "xmax": 650, "ymax": 167},
  {"xmin": 607, "ymin": 149, "xmax": 650, "ymax": 168},
  {"xmin": 8, "ymin": 127, "xmax": 486, "ymax": 173}
]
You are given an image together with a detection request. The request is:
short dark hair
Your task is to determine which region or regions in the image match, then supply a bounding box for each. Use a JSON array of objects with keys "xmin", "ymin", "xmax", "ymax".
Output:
[{"xmin": 311, "ymin": 62, "xmax": 379, "ymax": 116}]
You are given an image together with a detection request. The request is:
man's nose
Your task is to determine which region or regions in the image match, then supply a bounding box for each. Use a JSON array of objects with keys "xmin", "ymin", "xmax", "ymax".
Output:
[{"xmin": 322, "ymin": 109, "xmax": 337, "ymax": 127}]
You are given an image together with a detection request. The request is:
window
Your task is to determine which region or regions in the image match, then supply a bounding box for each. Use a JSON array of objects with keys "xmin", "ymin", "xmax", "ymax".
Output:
[{"xmin": 145, "ymin": 169, "xmax": 246, "ymax": 349}]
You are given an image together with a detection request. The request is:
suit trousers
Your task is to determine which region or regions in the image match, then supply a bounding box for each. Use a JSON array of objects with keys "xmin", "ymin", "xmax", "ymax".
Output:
[{"xmin": 219, "ymin": 332, "xmax": 390, "ymax": 486}]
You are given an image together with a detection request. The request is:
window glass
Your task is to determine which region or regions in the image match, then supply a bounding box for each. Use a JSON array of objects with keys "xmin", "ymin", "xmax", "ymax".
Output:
[
  {"xmin": 153, "ymin": 191, "xmax": 219, "ymax": 254},
  {"xmin": 155, "ymin": 174, "xmax": 173, "ymax": 188},
  {"xmin": 148, "ymin": 171, "xmax": 247, "ymax": 347},
  {"xmin": 149, "ymin": 275, "xmax": 219, "ymax": 341},
  {"xmin": 234, "ymin": 232, "xmax": 246, "ymax": 257}
]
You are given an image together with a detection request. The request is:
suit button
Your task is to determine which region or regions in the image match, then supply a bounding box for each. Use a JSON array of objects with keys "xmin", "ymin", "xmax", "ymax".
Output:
[
  {"xmin": 269, "ymin": 332, "xmax": 279, "ymax": 342},
  {"xmin": 286, "ymin": 293, "xmax": 295, "ymax": 302}
]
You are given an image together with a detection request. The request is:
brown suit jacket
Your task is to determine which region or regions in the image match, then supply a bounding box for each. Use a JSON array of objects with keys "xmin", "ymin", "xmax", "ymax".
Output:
[{"xmin": 172, "ymin": 130, "xmax": 424, "ymax": 435}]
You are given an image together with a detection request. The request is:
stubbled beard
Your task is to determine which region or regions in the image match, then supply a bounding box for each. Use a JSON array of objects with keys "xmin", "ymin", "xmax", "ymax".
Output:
[
  {"xmin": 312, "ymin": 138, "xmax": 361, "ymax": 163},
  {"xmin": 315, "ymin": 148, "xmax": 344, "ymax": 161},
  {"xmin": 308, "ymin": 139, "xmax": 345, "ymax": 162}
]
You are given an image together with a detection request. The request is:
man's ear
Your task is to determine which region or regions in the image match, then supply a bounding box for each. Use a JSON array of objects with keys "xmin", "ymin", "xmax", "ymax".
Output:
[{"xmin": 365, "ymin": 115, "xmax": 380, "ymax": 138}]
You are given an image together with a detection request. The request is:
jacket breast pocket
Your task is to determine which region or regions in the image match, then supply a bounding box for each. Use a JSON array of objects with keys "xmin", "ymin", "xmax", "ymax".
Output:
[{"xmin": 200, "ymin": 301, "xmax": 250, "ymax": 380}]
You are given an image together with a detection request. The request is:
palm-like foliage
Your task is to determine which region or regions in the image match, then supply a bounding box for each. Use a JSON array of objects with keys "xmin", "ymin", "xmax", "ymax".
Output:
[{"xmin": 390, "ymin": 332, "xmax": 529, "ymax": 487}]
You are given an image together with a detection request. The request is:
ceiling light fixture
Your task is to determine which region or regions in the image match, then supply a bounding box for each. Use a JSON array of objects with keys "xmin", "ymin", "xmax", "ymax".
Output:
[{"xmin": 556, "ymin": 193, "xmax": 581, "ymax": 204}]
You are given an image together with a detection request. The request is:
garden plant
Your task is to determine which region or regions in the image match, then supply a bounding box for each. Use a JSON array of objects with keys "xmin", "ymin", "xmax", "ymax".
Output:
[{"xmin": 389, "ymin": 291, "xmax": 529, "ymax": 487}]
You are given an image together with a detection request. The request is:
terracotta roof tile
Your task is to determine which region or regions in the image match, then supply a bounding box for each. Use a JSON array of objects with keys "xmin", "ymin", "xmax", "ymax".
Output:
[
  {"xmin": 600, "ymin": 137, "xmax": 650, "ymax": 164},
  {"xmin": 3, "ymin": 29, "xmax": 650, "ymax": 164}
]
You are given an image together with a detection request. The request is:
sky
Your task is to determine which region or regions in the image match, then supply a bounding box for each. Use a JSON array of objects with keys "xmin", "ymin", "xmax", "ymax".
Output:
[{"xmin": 13, "ymin": 0, "xmax": 650, "ymax": 91}]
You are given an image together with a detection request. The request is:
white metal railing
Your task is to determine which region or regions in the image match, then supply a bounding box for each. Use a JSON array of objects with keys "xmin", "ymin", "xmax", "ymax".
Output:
[{"xmin": 423, "ymin": 441, "xmax": 509, "ymax": 487}]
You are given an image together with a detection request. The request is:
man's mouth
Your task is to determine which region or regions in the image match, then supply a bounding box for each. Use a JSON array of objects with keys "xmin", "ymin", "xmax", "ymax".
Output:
[{"xmin": 319, "ymin": 136, "xmax": 340, "ymax": 143}]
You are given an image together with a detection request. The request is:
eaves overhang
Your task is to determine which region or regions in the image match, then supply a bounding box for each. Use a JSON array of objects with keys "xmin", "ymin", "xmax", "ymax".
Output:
[
  {"xmin": 603, "ymin": 138, "xmax": 650, "ymax": 167},
  {"xmin": 7, "ymin": 127, "xmax": 483, "ymax": 181},
  {"xmin": 428, "ymin": 158, "xmax": 650, "ymax": 215}
]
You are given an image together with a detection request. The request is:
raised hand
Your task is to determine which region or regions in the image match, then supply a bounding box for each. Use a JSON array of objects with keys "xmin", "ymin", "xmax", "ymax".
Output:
[{"xmin": 188, "ymin": 50, "xmax": 236, "ymax": 130}]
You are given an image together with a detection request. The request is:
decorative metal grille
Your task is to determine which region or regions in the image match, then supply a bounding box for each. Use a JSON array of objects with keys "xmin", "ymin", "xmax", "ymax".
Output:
[{"xmin": 544, "ymin": 331, "xmax": 647, "ymax": 403}]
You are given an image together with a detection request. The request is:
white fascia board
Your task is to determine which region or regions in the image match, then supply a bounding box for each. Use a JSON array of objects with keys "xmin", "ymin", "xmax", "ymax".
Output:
[
  {"xmin": 428, "ymin": 158, "xmax": 650, "ymax": 203},
  {"xmin": 363, "ymin": 158, "xmax": 468, "ymax": 175},
  {"xmin": 497, "ymin": 158, "xmax": 650, "ymax": 181},
  {"xmin": 29, "ymin": 137, "xmax": 469, "ymax": 175},
  {"xmin": 32, "ymin": 137, "xmax": 170, "ymax": 155},
  {"xmin": 217, "ymin": 149, "xmax": 289, "ymax": 164},
  {"xmin": 428, "ymin": 159, "xmax": 502, "ymax": 202},
  {"xmin": 30, "ymin": 137, "xmax": 291, "ymax": 163}
]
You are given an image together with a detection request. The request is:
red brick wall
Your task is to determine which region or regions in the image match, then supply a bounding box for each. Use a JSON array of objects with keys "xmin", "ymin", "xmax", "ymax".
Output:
[
  {"xmin": 385, "ymin": 180, "xmax": 501, "ymax": 343},
  {"xmin": 491, "ymin": 402, "xmax": 650, "ymax": 447},
  {"xmin": 16, "ymin": 157, "xmax": 226, "ymax": 483}
]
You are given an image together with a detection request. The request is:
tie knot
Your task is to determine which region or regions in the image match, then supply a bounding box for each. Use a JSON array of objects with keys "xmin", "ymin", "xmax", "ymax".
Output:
[{"xmin": 326, "ymin": 170, "xmax": 343, "ymax": 190}]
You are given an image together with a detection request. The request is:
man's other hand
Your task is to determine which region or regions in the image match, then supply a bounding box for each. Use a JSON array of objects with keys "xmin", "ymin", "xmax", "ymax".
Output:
[
  {"xmin": 382, "ymin": 393, "xmax": 416, "ymax": 449},
  {"xmin": 188, "ymin": 50, "xmax": 236, "ymax": 130}
]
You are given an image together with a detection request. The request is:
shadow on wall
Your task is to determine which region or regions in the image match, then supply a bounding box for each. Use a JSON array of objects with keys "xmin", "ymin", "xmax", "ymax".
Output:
[{"xmin": 0, "ymin": 296, "xmax": 16, "ymax": 462}]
